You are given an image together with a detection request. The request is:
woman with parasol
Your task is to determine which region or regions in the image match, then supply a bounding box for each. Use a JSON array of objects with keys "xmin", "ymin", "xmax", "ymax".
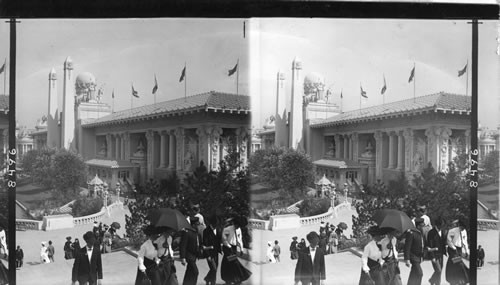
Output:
[
  {"xmin": 358, "ymin": 226, "xmax": 385, "ymax": 285},
  {"xmin": 135, "ymin": 225, "xmax": 163, "ymax": 285},
  {"xmin": 221, "ymin": 217, "xmax": 251, "ymax": 285},
  {"xmin": 380, "ymin": 228, "xmax": 402, "ymax": 285},
  {"xmin": 155, "ymin": 226, "xmax": 179, "ymax": 285}
]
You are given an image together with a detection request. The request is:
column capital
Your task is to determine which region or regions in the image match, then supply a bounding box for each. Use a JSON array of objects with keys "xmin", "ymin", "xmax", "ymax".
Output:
[
  {"xmin": 403, "ymin": 128, "xmax": 413, "ymax": 138},
  {"xmin": 160, "ymin": 130, "xmax": 168, "ymax": 136},
  {"xmin": 374, "ymin": 130, "xmax": 383, "ymax": 141},
  {"xmin": 146, "ymin": 129, "xmax": 155, "ymax": 141},
  {"xmin": 235, "ymin": 127, "xmax": 250, "ymax": 140},
  {"xmin": 174, "ymin": 127, "xmax": 184, "ymax": 137},
  {"xmin": 464, "ymin": 129, "xmax": 470, "ymax": 137}
]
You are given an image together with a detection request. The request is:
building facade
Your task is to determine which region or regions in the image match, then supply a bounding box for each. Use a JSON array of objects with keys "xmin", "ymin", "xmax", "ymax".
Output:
[
  {"xmin": 258, "ymin": 58, "xmax": 471, "ymax": 190},
  {"xmin": 34, "ymin": 57, "xmax": 251, "ymax": 191}
]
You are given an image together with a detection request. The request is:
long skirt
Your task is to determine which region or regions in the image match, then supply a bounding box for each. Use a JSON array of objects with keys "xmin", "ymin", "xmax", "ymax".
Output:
[
  {"xmin": 221, "ymin": 246, "xmax": 251, "ymax": 284},
  {"xmin": 359, "ymin": 258, "xmax": 385, "ymax": 285},
  {"xmin": 382, "ymin": 257, "xmax": 402, "ymax": 285},
  {"xmin": 0, "ymin": 261, "xmax": 7, "ymax": 285},
  {"xmin": 445, "ymin": 247, "xmax": 469, "ymax": 285},
  {"xmin": 135, "ymin": 257, "xmax": 162, "ymax": 285},
  {"xmin": 158, "ymin": 255, "xmax": 178, "ymax": 285}
]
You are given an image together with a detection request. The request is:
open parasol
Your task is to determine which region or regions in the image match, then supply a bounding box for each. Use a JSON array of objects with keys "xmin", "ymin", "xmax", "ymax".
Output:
[
  {"xmin": 147, "ymin": 208, "xmax": 191, "ymax": 231},
  {"xmin": 110, "ymin": 222, "xmax": 121, "ymax": 230},
  {"xmin": 372, "ymin": 209, "xmax": 416, "ymax": 233}
]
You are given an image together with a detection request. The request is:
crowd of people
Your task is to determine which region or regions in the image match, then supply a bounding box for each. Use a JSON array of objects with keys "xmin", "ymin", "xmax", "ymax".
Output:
[
  {"xmin": 360, "ymin": 216, "xmax": 470, "ymax": 285},
  {"xmin": 289, "ymin": 221, "xmax": 344, "ymax": 260}
]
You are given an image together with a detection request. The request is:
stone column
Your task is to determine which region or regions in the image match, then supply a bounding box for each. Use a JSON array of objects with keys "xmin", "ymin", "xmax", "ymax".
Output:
[
  {"xmin": 464, "ymin": 129, "xmax": 470, "ymax": 153},
  {"xmin": 236, "ymin": 127, "xmax": 250, "ymax": 168},
  {"xmin": 114, "ymin": 134, "xmax": 120, "ymax": 160},
  {"xmin": 388, "ymin": 132, "xmax": 396, "ymax": 169},
  {"xmin": 168, "ymin": 130, "xmax": 176, "ymax": 170},
  {"xmin": 425, "ymin": 126, "xmax": 439, "ymax": 170},
  {"xmin": 352, "ymin": 132, "xmax": 359, "ymax": 162},
  {"xmin": 196, "ymin": 127, "xmax": 209, "ymax": 169},
  {"xmin": 146, "ymin": 130, "xmax": 154, "ymax": 179},
  {"xmin": 160, "ymin": 131, "xmax": 168, "ymax": 168},
  {"xmin": 397, "ymin": 131, "xmax": 404, "ymax": 171},
  {"xmin": 175, "ymin": 128, "xmax": 185, "ymax": 171},
  {"xmin": 343, "ymin": 135, "xmax": 349, "ymax": 160},
  {"xmin": 438, "ymin": 127, "xmax": 452, "ymax": 172},
  {"xmin": 374, "ymin": 131, "xmax": 383, "ymax": 179},
  {"xmin": 209, "ymin": 127, "xmax": 223, "ymax": 170},
  {"xmin": 123, "ymin": 132, "xmax": 130, "ymax": 161},
  {"xmin": 334, "ymin": 134, "xmax": 341, "ymax": 159},
  {"xmin": 403, "ymin": 128, "xmax": 414, "ymax": 172},
  {"xmin": 106, "ymin": 134, "xmax": 112, "ymax": 159},
  {"xmin": 120, "ymin": 134, "xmax": 125, "ymax": 160}
]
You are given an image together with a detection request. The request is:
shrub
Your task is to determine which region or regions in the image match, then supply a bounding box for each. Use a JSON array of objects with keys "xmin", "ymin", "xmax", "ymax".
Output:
[
  {"xmin": 297, "ymin": 197, "xmax": 331, "ymax": 217},
  {"xmin": 72, "ymin": 197, "xmax": 103, "ymax": 217}
]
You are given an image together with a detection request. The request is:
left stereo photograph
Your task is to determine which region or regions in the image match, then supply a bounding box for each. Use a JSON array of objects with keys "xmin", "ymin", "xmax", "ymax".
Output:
[{"xmin": 14, "ymin": 19, "xmax": 252, "ymax": 285}]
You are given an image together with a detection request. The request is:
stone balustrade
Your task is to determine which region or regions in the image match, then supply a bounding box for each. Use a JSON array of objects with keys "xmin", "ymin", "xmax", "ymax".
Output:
[
  {"xmin": 300, "ymin": 208, "xmax": 335, "ymax": 226},
  {"xmin": 73, "ymin": 208, "xmax": 107, "ymax": 226},
  {"xmin": 477, "ymin": 219, "xmax": 498, "ymax": 231},
  {"xmin": 16, "ymin": 219, "xmax": 43, "ymax": 231},
  {"xmin": 248, "ymin": 219, "xmax": 270, "ymax": 230}
]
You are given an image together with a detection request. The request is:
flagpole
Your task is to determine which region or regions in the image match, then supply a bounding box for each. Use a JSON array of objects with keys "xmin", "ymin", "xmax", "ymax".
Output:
[
  {"xmin": 112, "ymin": 90, "xmax": 115, "ymax": 113},
  {"xmin": 154, "ymin": 74, "xmax": 157, "ymax": 105},
  {"xmin": 413, "ymin": 62, "xmax": 416, "ymax": 103},
  {"xmin": 236, "ymin": 59, "xmax": 239, "ymax": 95},
  {"xmin": 184, "ymin": 62, "xmax": 187, "ymax": 102},
  {"xmin": 383, "ymin": 74, "xmax": 385, "ymax": 105},
  {"xmin": 466, "ymin": 59, "xmax": 469, "ymax": 96},
  {"xmin": 2, "ymin": 58, "xmax": 5, "ymax": 96},
  {"xmin": 340, "ymin": 89, "xmax": 343, "ymax": 113}
]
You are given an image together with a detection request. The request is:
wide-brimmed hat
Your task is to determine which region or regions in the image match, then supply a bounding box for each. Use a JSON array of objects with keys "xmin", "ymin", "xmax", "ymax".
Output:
[
  {"xmin": 83, "ymin": 231, "xmax": 96, "ymax": 244},
  {"xmin": 367, "ymin": 226, "xmax": 383, "ymax": 236},
  {"xmin": 414, "ymin": 218, "xmax": 425, "ymax": 226},
  {"xmin": 66, "ymin": 236, "xmax": 72, "ymax": 240},
  {"xmin": 292, "ymin": 236, "xmax": 298, "ymax": 240},
  {"xmin": 306, "ymin": 231, "xmax": 319, "ymax": 242}
]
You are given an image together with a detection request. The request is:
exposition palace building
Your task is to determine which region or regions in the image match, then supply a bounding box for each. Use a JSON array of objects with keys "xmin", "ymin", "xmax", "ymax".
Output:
[
  {"xmin": 32, "ymin": 57, "xmax": 251, "ymax": 191},
  {"xmin": 258, "ymin": 58, "xmax": 471, "ymax": 189}
]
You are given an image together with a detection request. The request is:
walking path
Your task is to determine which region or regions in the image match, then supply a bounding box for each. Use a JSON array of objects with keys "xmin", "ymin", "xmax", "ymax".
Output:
[{"xmin": 15, "ymin": 203, "xmax": 499, "ymax": 284}]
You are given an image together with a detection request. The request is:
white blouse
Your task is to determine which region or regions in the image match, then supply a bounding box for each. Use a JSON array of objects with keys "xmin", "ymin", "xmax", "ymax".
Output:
[
  {"xmin": 447, "ymin": 227, "xmax": 469, "ymax": 255},
  {"xmin": 137, "ymin": 239, "xmax": 158, "ymax": 271},
  {"xmin": 361, "ymin": 240, "xmax": 382, "ymax": 272},
  {"xmin": 380, "ymin": 236, "xmax": 398, "ymax": 259}
]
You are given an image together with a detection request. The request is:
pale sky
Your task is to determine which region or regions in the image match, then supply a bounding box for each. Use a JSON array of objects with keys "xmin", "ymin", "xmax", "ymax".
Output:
[
  {"xmin": 249, "ymin": 18, "xmax": 499, "ymax": 129},
  {"xmin": 0, "ymin": 19, "xmax": 497, "ymax": 130},
  {"xmin": 9, "ymin": 19, "xmax": 248, "ymax": 127}
]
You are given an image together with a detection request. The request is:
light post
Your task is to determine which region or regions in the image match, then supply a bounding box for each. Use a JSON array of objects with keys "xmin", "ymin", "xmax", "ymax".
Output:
[{"xmin": 104, "ymin": 189, "xmax": 110, "ymax": 216}]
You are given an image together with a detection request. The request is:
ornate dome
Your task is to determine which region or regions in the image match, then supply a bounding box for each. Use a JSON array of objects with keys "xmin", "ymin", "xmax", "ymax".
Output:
[
  {"xmin": 304, "ymin": 72, "xmax": 325, "ymax": 86},
  {"xmin": 76, "ymin": 72, "xmax": 96, "ymax": 86}
]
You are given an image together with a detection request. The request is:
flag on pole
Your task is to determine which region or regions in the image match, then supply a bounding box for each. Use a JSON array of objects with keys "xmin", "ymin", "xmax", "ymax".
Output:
[
  {"xmin": 0, "ymin": 62, "xmax": 4, "ymax": 74},
  {"xmin": 228, "ymin": 62, "xmax": 238, "ymax": 76},
  {"xmin": 458, "ymin": 64, "xmax": 467, "ymax": 77},
  {"xmin": 152, "ymin": 75, "xmax": 158, "ymax": 94},
  {"xmin": 360, "ymin": 85, "xmax": 368, "ymax": 98},
  {"xmin": 112, "ymin": 89, "xmax": 115, "ymax": 99},
  {"xmin": 179, "ymin": 66, "xmax": 186, "ymax": 82},
  {"xmin": 408, "ymin": 66, "xmax": 415, "ymax": 83},
  {"xmin": 381, "ymin": 75, "xmax": 387, "ymax": 95},
  {"xmin": 340, "ymin": 90, "xmax": 343, "ymax": 99},
  {"xmin": 132, "ymin": 84, "xmax": 139, "ymax": 98}
]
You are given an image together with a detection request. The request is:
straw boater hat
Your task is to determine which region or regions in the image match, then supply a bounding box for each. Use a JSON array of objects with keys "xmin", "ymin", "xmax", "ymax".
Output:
[{"xmin": 93, "ymin": 221, "xmax": 99, "ymax": 227}]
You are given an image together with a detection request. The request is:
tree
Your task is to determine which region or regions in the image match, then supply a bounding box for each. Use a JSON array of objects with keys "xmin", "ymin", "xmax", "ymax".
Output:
[
  {"xmin": 352, "ymin": 160, "xmax": 470, "ymax": 238},
  {"xmin": 481, "ymin": 150, "xmax": 499, "ymax": 184},
  {"xmin": 125, "ymin": 149, "xmax": 250, "ymax": 249},
  {"xmin": 52, "ymin": 149, "xmax": 88, "ymax": 193},
  {"xmin": 249, "ymin": 147, "xmax": 314, "ymax": 193}
]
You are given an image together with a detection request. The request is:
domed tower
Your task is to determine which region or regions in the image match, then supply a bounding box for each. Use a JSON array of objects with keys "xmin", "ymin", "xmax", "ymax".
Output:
[
  {"xmin": 47, "ymin": 68, "xmax": 60, "ymax": 148},
  {"xmin": 289, "ymin": 57, "xmax": 304, "ymax": 150},
  {"xmin": 61, "ymin": 56, "xmax": 76, "ymax": 150},
  {"xmin": 303, "ymin": 72, "xmax": 326, "ymax": 104},
  {"xmin": 75, "ymin": 72, "xmax": 97, "ymax": 104},
  {"xmin": 275, "ymin": 70, "xmax": 288, "ymax": 147}
]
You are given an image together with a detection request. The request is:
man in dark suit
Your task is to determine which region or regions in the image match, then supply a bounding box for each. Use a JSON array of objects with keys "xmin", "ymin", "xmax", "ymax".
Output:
[
  {"xmin": 72, "ymin": 231, "xmax": 103, "ymax": 285},
  {"xmin": 405, "ymin": 217, "xmax": 425, "ymax": 285},
  {"xmin": 202, "ymin": 215, "xmax": 222, "ymax": 285},
  {"xmin": 294, "ymin": 231, "xmax": 326, "ymax": 285},
  {"xmin": 180, "ymin": 216, "xmax": 202, "ymax": 285},
  {"xmin": 427, "ymin": 218, "xmax": 447, "ymax": 285}
]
